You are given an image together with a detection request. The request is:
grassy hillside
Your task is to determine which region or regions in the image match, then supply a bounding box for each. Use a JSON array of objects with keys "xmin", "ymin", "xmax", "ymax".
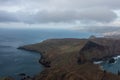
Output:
[{"xmin": 19, "ymin": 38, "xmax": 120, "ymax": 80}]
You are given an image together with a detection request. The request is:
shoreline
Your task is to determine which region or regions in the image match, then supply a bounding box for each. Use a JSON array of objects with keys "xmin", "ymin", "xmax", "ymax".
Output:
[
  {"xmin": 18, "ymin": 38, "xmax": 120, "ymax": 69},
  {"xmin": 17, "ymin": 38, "xmax": 120, "ymax": 80}
]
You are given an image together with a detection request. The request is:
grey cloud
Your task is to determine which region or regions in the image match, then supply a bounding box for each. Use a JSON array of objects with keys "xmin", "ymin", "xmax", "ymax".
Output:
[
  {"xmin": 78, "ymin": 8, "xmax": 117, "ymax": 23},
  {"xmin": 0, "ymin": 11, "xmax": 18, "ymax": 22},
  {"xmin": 1, "ymin": 0, "xmax": 120, "ymax": 9},
  {"xmin": 18, "ymin": 8, "xmax": 117, "ymax": 23},
  {"xmin": 0, "ymin": 0, "xmax": 118, "ymax": 24},
  {"xmin": 0, "ymin": 0, "xmax": 19, "ymax": 5},
  {"xmin": 0, "ymin": 7, "xmax": 117, "ymax": 24},
  {"xmin": 54, "ymin": 0, "xmax": 120, "ymax": 10},
  {"xmin": 0, "ymin": 0, "xmax": 119, "ymax": 34}
]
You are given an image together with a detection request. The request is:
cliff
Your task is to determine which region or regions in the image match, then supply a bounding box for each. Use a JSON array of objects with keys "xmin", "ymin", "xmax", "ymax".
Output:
[{"xmin": 19, "ymin": 38, "xmax": 120, "ymax": 80}]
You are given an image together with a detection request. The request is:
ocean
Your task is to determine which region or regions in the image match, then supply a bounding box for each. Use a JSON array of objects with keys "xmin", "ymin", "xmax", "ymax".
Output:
[
  {"xmin": 101, "ymin": 56, "xmax": 120, "ymax": 74},
  {"xmin": 0, "ymin": 28, "xmax": 119, "ymax": 78},
  {"xmin": 0, "ymin": 28, "xmax": 94, "ymax": 78}
]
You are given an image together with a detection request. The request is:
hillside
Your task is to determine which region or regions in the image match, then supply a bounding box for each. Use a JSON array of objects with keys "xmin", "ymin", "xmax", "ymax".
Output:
[{"xmin": 19, "ymin": 38, "xmax": 120, "ymax": 80}]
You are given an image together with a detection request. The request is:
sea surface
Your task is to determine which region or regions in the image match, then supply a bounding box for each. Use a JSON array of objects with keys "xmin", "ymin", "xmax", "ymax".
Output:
[
  {"xmin": 0, "ymin": 28, "xmax": 94, "ymax": 78},
  {"xmin": 101, "ymin": 56, "xmax": 120, "ymax": 74},
  {"xmin": 0, "ymin": 28, "xmax": 119, "ymax": 79}
]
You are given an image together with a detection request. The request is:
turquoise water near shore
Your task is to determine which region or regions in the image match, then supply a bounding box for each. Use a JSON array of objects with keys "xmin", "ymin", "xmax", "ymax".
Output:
[{"xmin": 0, "ymin": 28, "xmax": 95, "ymax": 78}]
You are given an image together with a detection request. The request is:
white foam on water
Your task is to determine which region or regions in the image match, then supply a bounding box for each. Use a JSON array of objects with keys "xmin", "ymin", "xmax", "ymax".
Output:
[
  {"xmin": 114, "ymin": 55, "xmax": 120, "ymax": 59},
  {"xmin": 93, "ymin": 61, "xmax": 103, "ymax": 64}
]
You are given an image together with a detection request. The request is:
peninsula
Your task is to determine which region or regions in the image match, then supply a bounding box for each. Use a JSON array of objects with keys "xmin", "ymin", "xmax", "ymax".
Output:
[{"xmin": 18, "ymin": 38, "xmax": 120, "ymax": 80}]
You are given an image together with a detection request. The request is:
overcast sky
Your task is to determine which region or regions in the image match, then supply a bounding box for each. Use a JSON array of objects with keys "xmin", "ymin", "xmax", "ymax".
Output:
[{"xmin": 0, "ymin": 0, "xmax": 120, "ymax": 35}]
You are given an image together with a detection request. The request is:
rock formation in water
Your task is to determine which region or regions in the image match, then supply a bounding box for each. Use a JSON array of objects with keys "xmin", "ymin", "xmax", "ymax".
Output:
[{"xmin": 108, "ymin": 58, "xmax": 116, "ymax": 64}]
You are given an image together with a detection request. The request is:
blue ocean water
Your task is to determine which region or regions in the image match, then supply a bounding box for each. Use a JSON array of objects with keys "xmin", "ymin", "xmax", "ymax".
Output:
[
  {"xmin": 0, "ymin": 28, "xmax": 95, "ymax": 78},
  {"xmin": 101, "ymin": 57, "xmax": 120, "ymax": 74},
  {"xmin": 0, "ymin": 28, "xmax": 120, "ymax": 78}
]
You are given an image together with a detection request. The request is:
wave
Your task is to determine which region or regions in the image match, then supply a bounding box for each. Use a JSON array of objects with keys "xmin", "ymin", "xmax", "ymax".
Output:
[
  {"xmin": 113, "ymin": 55, "xmax": 120, "ymax": 59},
  {"xmin": 93, "ymin": 61, "xmax": 103, "ymax": 64}
]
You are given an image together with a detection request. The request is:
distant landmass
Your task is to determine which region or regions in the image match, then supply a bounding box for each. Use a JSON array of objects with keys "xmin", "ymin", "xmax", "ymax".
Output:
[
  {"xmin": 17, "ymin": 38, "xmax": 120, "ymax": 80},
  {"xmin": 104, "ymin": 34, "xmax": 120, "ymax": 39}
]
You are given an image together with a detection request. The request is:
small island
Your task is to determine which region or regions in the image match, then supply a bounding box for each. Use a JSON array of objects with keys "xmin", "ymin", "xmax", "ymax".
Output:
[{"xmin": 18, "ymin": 38, "xmax": 120, "ymax": 80}]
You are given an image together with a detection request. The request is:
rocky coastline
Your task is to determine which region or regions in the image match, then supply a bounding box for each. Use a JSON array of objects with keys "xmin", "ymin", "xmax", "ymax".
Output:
[{"xmin": 17, "ymin": 38, "xmax": 120, "ymax": 80}]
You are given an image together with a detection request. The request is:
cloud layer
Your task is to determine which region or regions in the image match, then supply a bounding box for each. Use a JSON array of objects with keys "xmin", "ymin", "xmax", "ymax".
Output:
[
  {"xmin": 1, "ymin": 0, "xmax": 120, "ymax": 36},
  {"xmin": 0, "ymin": 0, "xmax": 119, "ymax": 24}
]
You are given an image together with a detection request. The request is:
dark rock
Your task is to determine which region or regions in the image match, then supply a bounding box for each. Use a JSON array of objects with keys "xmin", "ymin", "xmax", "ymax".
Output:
[
  {"xmin": 78, "ymin": 41, "xmax": 108, "ymax": 63},
  {"xmin": 77, "ymin": 58, "xmax": 82, "ymax": 64},
  {"xmin": 80, "ymin": 41, "xmax": 105, "ymax": 51},
  {"xmin": 77, "ymin": 57, "xmax": 85, "ymax": 64},
  {"xmin": 109, "ymin": 58, "xmax": 116, "ymax": 63},
  {"xmin": 118, "ymin": 71, "xmax": 120, "ymax": 75},
  {"xmin": 18, "ymin": 73, "xmax": 26, "ymax": 76},
  {"xmin": 39, "ymin": 58, "xmax": 51, "ymax": 67},
  {"xmin": 26, "ymin": 76, "xmax": 31, "ymax": 78}
]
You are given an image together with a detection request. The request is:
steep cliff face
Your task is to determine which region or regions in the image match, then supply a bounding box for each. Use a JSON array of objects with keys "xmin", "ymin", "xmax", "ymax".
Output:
[
  {"xmin": 78, "ymin": 41, "xmax": 109, "ymax": 63},
  {"xmin": 19, "ymin": 38, "xmax": 120, "ymax": 80}
]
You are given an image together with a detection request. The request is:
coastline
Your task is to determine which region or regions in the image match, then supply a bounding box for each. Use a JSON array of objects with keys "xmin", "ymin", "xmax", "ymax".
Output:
[{"xmin": 17, "ymin": 38, "xmax": 120, "ymax": 80}]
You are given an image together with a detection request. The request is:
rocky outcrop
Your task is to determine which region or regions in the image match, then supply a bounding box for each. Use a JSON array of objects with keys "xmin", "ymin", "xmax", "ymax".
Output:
[
  {"xmin": 108, "ymin": 58, "xmax": 116, "ymax": 64},
  {"xmin": 39, "ymin": 57, "xmax": 51, "ymax": 67},
  {"xmin": 78, "ymin": 41, "xmax": 108, "ymax": 63}
]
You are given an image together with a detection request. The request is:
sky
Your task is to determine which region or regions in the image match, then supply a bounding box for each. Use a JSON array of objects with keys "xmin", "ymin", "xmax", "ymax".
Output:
[{"xmin": 0, "ymin": 0, "xmax": 120, "ymax": 35}]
